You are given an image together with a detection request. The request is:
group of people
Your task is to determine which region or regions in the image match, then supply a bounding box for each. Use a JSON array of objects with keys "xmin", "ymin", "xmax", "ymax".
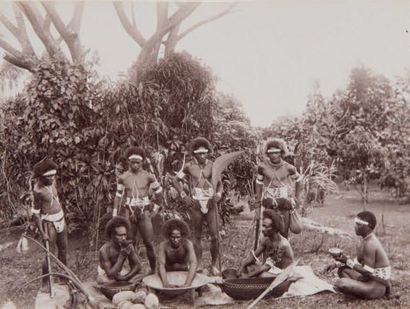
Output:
[{"xmin": 30, "ymin": 137, "xmax": 392, "ymax": 301}]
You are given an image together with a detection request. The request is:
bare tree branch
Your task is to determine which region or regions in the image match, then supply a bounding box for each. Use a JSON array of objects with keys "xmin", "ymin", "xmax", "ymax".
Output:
[
  {"xmin": 0, "ymin": 38, "xmax": 24, "ymax": 58},
  {"xmin": 13, "ymin": 5, "xmax": 36, "ymax": 57},
  {"xmin": 164, "ymin": 23, "xmax": 180, "ymax": 57},
  {"xmin": 3, "ymin": 53, "xmax": 33, "ymax": 71},
  {"xmin": 67, "ymin": 1, "xmax": 85, "ymax": 34},
  {"xmin": 178, "ymin": 2, "xmax": 237, "ymax": 41},
  {"xmin": 130, "ymin": 1, "xmax": 137, "ymax": 29},
  {"xmin": 41, "ymin": 2, "xmax": 81, "ymax": 63},
  {"xmin": 156, "ymin": 2, "xmax": 168, "ymax": 31},
  {"xmin": 113, "ymin": 2, "xmax": 146, "ymax": 47},
  {"xmin": 43, "ymin": 12, "xmax": 52, "ymax": 32},
  {"xmin": 161, "ymin": 2, "xmax": 200, "ymax": 37},
  {"xmin": 135, "ymin": 2, "xmax": 199, "ymax": 68},
  {"xmin": 17, "ymin": 2, "xmax": 63, "ymax": 59}
]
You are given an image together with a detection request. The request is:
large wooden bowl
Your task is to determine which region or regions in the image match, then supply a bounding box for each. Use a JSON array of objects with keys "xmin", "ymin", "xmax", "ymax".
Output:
[{"xmin": 142, "ymin": 271, "xmax": 210, "ymax": 296}]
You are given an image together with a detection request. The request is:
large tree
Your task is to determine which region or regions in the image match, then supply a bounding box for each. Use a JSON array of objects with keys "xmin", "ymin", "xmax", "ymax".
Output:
[
  {"xmin": 113, "ymin": 1, "xmax": 237, "ymax": 78},
  {"xmin": 0, "ymin": 1, "xmax": 85, "ymax": 72}
]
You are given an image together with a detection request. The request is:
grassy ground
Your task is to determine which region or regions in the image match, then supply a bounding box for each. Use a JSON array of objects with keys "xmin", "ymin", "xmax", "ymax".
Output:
[{"xmin": 1, "ymin": 188, "xmax": 409, "ymax": 308}]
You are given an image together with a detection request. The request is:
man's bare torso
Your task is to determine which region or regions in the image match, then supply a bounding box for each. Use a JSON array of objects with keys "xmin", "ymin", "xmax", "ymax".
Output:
[{"xmin": 33, "ymin": 183, "xmax": 62, "ymax": 215}]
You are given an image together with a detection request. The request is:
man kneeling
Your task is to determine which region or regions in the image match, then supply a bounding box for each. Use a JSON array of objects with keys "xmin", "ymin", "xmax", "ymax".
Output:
[
  {"xmin": 98, "ymin": 217, "xmax": 142, "ymax": 284},
  {"xmin": 238, "ymin": 209, "xmax": 294, "ymax": 278},
  {"xmin": 158, "ymin": 219, "xmax": 198, "ymax": 288},
  {"xmin": 331, "ymin": 211, "xmax": 391, "ymax": 299}
]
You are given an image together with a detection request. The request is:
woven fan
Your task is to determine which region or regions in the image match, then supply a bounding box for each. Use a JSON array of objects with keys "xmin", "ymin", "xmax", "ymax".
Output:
[{"xmin": 211, "ymin": 151, "xmax": 244, "ymax": 189}]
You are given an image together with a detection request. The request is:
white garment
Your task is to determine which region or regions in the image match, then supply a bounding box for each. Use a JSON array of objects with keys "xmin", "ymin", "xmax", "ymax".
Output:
[{"xmin": 41, "ymin": 210, "xmax": 65, "ymax": 233}]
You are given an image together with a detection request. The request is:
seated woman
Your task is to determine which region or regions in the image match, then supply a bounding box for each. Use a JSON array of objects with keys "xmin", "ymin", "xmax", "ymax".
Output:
[
  {"xmin": 98, "ymin": 217, "xmax": 142, "ymax": 284},
  {"xmin": 158, "ymin": 219, "xmax": 198, "ymax": 288},
  {"xmin": 238, "ymin": 209, "xmax": 294, "ymax": 278},
  {"xmin": 331, "ymin": 211, "xmax": 391, "ymax": 299}
]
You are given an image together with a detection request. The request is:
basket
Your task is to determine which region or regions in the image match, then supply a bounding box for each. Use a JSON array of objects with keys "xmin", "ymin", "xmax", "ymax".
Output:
[
  {"xmin": 222, "ymin": 277, "xmax": 288, "ymax": 300},
  {"xmin": 98, "ymin": 281, "xmax": 137, "ymax": 300}
]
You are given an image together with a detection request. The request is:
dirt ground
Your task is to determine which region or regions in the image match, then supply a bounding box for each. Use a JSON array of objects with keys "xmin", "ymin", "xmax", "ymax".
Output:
[{"xmin": 1, "ymin": 188, "xmax": 409, "ymax": 308}]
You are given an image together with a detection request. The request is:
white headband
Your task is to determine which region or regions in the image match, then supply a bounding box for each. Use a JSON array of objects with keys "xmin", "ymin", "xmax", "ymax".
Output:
[
  {"xmin": 267, "ymin": 148, "xmax": 281, "ymax": 153},
  {"xmin": 193, "ymin": 147, "xmax": 209, "ymax": 154},
  {"xmin": 128, "ymin": 154, "xmax": 143, "ymax": 161},
  {"xmin": 43, "ymin": 170, "xmax": 56, "ymax": 176},
  {"xmin": 354, "ymin": 217, "xmax": 369, "ymax": 226}
]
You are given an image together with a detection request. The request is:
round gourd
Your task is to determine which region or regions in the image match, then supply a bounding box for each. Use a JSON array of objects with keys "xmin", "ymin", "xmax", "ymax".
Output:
[
  {"xmin": 144, "ymin": 293, "xmax": 159, "ymax": 309},
  {"xmin": 112, "ymin": 291, "xmax": 137, "ymax": 306},
  {"xmin": 118, "ymin": 300, "xmax": 134, "ymax": 309}
]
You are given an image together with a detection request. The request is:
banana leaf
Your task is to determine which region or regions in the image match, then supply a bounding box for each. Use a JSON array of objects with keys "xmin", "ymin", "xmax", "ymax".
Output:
[{"xmin": 212, "ymin": 151, "xmax": 244, "ymax": 190}]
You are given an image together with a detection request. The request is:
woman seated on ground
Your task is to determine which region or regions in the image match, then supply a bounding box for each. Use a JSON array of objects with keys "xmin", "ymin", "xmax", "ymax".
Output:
[
  {"xmin": 238, "ymin": 209, "xmax": 294, "ymax": 278},
  {"xmin": 158, "ymin": 219, "xmax": 198, "ymax": 288}
]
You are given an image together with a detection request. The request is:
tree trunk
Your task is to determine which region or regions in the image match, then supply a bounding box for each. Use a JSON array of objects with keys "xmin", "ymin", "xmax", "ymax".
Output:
[{"xmin": 362, "ymin": 170, "xmax": 368, "ymax": 210}]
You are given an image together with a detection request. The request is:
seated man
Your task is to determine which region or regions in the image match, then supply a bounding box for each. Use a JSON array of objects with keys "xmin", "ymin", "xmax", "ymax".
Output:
[
  {"xmin": 158, "ymin": 219, "xmax": 198, "ymax": 288},
  {"xmin": 238, "ymin": 209, "xmax": 294, "ymax": 278},
  {"xmin": 331, "ymin": 211, "xmax": 391, "ymax": 299},
  {"xmin": 98, "ymin": 217, "xmax": 142, "ymax": 284}
]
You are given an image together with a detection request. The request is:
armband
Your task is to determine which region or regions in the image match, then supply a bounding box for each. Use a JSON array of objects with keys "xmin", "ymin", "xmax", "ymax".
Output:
[
  {"xmin": 256, "ymin": 174, "xmax": 264, "ymax": 185},
  {"xmin": 152, "ymin": 181, "xmax": 163, "ymax": 194},
  {"xmin": 31, "ymin": 207, "xmax": 41, "ymax": 215},
  {"xmin": 115, "ymin": 183, "xmax": 124, "ymax": 198},
  {"xmin": 362, "ymin": 264, "xmax": 375, "ymax": 274},
  {"xmin": 291, "ymin": 173, "xmax": 303, "ymax": 182}
]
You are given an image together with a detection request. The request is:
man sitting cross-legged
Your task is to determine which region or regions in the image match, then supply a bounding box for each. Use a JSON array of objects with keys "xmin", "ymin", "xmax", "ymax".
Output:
[
  {"xmin": 98, "ymin": 217, "xmax": 142, "ymax": 284},
  {"xmin": 158, "ymin": 219, "xmax": 198, "ymax": 288},
  {"xmin": 331, "ymin": 211, "xmax": 392, "ymax": 299},
  {"xmin": 238, "ymin": 209, "xmax": 294, "ymax": 278}
]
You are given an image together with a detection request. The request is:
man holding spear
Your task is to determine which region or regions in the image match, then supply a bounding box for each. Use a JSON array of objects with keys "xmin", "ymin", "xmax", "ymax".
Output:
[
  {"xmin": 113, "ymin": 146, "xmax": 164, "ymax": 273},
  {"xmin": 173, "ymin": 137, "xmax": 243, "ymax": 276},
  {"xmin": 254, "ymin": 138, "xmax": 303, "ymax": 239},
  {"xmin": 31, "ymin": 159, "xmax": 68, "ymax": 293}
]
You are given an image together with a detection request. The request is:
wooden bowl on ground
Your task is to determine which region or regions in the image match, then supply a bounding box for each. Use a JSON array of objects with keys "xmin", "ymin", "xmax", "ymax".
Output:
[
  {"xmin": 221, "ymin": 277, "xmax": 289, "ymax": 300},
  {"xmin": 142, "ymin": 271, "xmax": 210, "ymax": 296}
]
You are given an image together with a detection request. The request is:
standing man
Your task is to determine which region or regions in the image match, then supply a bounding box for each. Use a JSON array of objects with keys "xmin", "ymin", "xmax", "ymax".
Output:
[
  {"xmin": 172, "ymin": 137, "xmax": 223, "ymax": 275},
  {"xmin": 255, "ymin": 138, "xmax": 303, "ymax": 238},
  {"xmin": 331, "ymin": 211, "xmax": 391, "ymax": 299},
  {"xmin": 158, "ymin": 219, "xmax": 197, "ymax": 288},
  {"xmin": 113, "ymin": 146, "xmax": 164, "ymax": 273},
  {"xmin": 31, "ymin": 159, "xmax": 68, "ymax": 289},
  {"xmin": 98, "ymin": 217, "xmax": 142, "ymax": 284}
]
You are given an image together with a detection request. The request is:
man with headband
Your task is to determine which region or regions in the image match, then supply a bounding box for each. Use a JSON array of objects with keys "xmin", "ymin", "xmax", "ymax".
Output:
[
  {"xmin": 255, "ymin": 138, "xmax": 303, "ymax": 238},
  {"xmin": 113, "ymin": 146, "xmax": 163, "ymax": 273},
  {"xmin": 31, "ymin": 159, "xmax": 68, "ymax": 289},
  {"xmin": 172, "ymin": 137, "xmax": 223, "ymax": 275},
  {"xmin": 331, "ymin": 211, "xmax": 391, "ymax": 299}
]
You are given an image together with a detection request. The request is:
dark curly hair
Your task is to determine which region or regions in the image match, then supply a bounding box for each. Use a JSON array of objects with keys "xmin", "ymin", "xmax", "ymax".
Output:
[
  {"xmin": 32, "ymin": 159, "xmax": 58, "ymax": 178},
  {"xmin": 124, "ymin": 146, "xmax": 145, "ymax": 160},
  {"xmin": 357, "ymin": 211, "xmax": 377, "ymax": 230},
  {"xmin": 161, "ymin": 219, "xmax": 191, "ymax": 239},
  {"xmin": 189, "ymin": 137, "xmax": 212, "ymax": 155},
  {"xmin": 263, "ymin": 209, "xmax": 284, "ymax": 234},
  {"xmin": 264, "ymin": 138, "xmax": 290, "ymax": 156},
  {"xmin": 105, "ymin": 217, "xmax": 131, "ymax": 238}
]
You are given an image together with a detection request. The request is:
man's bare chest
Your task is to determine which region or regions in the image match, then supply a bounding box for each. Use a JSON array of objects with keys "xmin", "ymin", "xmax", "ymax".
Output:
[{"xmin": 123, "ymin": 175, "xmax": 150, "ymax": 191}]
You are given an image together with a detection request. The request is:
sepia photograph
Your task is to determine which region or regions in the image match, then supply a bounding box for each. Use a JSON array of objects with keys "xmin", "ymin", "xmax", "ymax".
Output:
[{"xmin": 0, "ymin": 0, "xmax": 409, "ymax": 308}]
